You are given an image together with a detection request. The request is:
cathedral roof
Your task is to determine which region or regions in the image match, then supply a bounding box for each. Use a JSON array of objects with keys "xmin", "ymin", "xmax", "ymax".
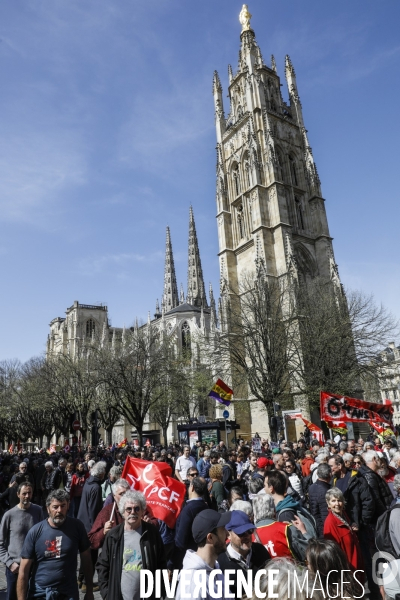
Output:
[{"xmin": 166, "ymin": 302, "xmax": 210, "ymax": 315}]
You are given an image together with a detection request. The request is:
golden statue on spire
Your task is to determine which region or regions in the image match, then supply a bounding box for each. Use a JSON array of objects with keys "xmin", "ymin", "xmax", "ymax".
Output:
[{"xmin": 239, "ymin": 4, "xmax": 252, "ymax": 32}]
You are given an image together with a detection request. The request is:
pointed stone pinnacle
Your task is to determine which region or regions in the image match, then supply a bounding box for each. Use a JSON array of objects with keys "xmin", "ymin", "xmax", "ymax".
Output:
[
  {"xmin": 213, "ymin": 70, "xmax": 222, "ymax": 94},
  {"xmin": 187, "ymin": 207, "xmax": 208, "ymax": 308},
  {"xmin": 228, "ymin": 64, "xmax": 233, "ymax": 83},
  {"xmin": 163, "ymin": 226, "xmax": 179, "ymax": 311},
  {"xmin": 285, "ymin": 55, "xmax": 295, "ymax": 76},
  {"xmin": 271, "ymin": 54, "xmax": 277, "ymax": 73}
]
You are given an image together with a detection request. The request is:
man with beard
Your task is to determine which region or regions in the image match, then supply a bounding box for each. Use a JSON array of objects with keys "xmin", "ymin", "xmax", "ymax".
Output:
[
  {"xmin": 217, "ymin": 510, "xmax": 270, "ymax": 596},
  {"xmin": 175, "ymin": 509, "xmax": 231, "ymax": 600},
  {"xmin": 17, "ymin": 489, "xmax": 93, "ymax": 600},
  {"xmin": 0, "ymin": 482, "xmax": 42, "ymax": 600}
]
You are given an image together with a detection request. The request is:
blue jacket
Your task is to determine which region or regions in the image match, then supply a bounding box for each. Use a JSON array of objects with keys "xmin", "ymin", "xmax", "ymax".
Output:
[{"xmin": 168, "ymin": 498, "xmax": 208, "ymax": 570}]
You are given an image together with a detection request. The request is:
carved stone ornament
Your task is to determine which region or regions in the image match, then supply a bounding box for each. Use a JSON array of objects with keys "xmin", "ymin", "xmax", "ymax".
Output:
[
  {"xmin": 268, "ymin": 187, "xmax": 276, "ymax": 201},
  {"xmin": 218, "ymin": 215, "xmax": 224, "ymax": 226}
]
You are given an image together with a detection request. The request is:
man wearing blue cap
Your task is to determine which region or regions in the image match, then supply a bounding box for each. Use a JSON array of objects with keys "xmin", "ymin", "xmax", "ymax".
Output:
[{"xmin": 217, "ymin": 510, "xmax": 270, "ymax": 596}]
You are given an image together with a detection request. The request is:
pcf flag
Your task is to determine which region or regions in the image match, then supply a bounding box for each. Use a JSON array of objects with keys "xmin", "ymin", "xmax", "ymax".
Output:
[
  {"xmin": 321, "ymin": 391, "xmax": 393, "ymax": 425},
  {"xmin": 121, "ymin": 457, "xmax": 186, "ymax": 528}
]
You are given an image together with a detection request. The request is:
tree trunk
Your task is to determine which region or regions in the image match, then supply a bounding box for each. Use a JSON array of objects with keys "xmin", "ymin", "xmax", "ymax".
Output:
[
  {"xmin": 162, "ymin": 426, "xmax": 168, "ymax": 446},
  {"xmin": 106, "ymin": 426, "xmax": 113, "ymax": 446}
]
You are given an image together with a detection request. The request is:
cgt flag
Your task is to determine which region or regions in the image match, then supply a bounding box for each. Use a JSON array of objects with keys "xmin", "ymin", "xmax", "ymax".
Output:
[
  {"xmin": 121, "ymin": 457, "xmax": 186, "ymax": 528},
  {"xmin": 321, "ymin": 391, "xmax": 393, "ymax": 425}
]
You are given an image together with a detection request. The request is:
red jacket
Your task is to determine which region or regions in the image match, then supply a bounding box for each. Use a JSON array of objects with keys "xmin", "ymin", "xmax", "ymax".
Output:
[
  {"xmin": 88, "ymin": 501, "xmax": 123, "ymax": 550},
  {"xmin": 70, "ymin": 472, "xmax": 89, "ymax": 498},
  {"xmin": 301, "ymin": 457, "xmax": 314, "ymax": 477},
  {"xmin": 323, "ymin": 511, "xmax": 363, "ymax": 574}
]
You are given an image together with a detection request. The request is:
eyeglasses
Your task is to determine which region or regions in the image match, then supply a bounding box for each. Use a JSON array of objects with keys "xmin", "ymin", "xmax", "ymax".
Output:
[
  {"xmin": 125, "ymin": 506, "xmax": 141, "ymax": 514},
  {"xmin": 284, "ymin": 465, "xmax": 293, "ymax": 469},
  {"xmin": 188, "ymin": 472, "xmax": 199, "ymax": 477},
  {"xmin": 237, "ymin": 529, "xmax": 254, "ymax": 537}
]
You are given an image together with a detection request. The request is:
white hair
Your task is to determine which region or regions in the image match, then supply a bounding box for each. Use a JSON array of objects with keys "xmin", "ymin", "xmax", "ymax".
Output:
[
  {"xmin": 390, "ymin": 451, "xmax": 400, "ymax": 469},
  {"xmin": 111, "ymin": 478, "xmax": 130, "ymax": 495},
  {"xmin": 230, "ymin": 500, "xmax": 253, "ymax": 517},
  {"xmin": 90, "ymin": 461, "xmax": 107, "ymax": 477},
  {"xmin": 45, "ymin": 461, "xmax": 53, "ymax": 468},
  {"xmin": 363, "ymin": 450, "xmax": 378, "ymax": 465},
  {"xmin": 315, "ymin": 453, "xmax": 328, "ymax": 464},
  {"xmin": 342, "ymin": 453, "xmax": 353, "ymax": 463},
  {"xmin": 252, "ymin": 494, "xmax": 276, "ymax": 523},
  {"xmin": 119, "ymin": 490, "xmax": 146, "ymax": 514}
]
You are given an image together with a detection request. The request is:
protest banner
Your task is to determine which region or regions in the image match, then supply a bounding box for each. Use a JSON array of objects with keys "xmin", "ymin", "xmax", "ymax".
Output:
[
  {"xmin": 122, "ymin": 457, "xmax": 186, "ymax": 527},
  {"xmin": 321, "ymin": 391, "xmax": 393, "ymax": 425}
]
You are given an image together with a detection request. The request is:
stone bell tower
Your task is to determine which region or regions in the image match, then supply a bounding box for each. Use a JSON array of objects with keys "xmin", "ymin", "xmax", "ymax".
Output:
[
  {"xmin": 213, "ymin": 5, "xmax": 342, "ymax": 434},
  {"xmin": 214, "ymin": 6, "xmax": 339, "ymax": 296}
]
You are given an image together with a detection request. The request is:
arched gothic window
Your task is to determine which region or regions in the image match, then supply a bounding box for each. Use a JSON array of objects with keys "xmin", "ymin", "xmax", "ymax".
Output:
[
  {"xmin": 232, "ymin": 164, "xmax": 241, "ymax": 196},
  {"xmin": 181, "ymin": 322, "xmax": 191, "ymax": 358},
  {"xmin": 237, "ymin": 204, "xmax": 245, "ymax": 239},
  {"xmin": 276, "ymin": 150, "xmax": 284, "ymax": 182},
  {"xmin": 86, "ymin": 319, "xmax": 95, "ymax": 338},
  {"xmin": 295, "ymin": 196, "xmax": 305, "ymax": 230},
  {"xmin": 289, "ymin": 155, "xmax": 298, "ymax": 186}
]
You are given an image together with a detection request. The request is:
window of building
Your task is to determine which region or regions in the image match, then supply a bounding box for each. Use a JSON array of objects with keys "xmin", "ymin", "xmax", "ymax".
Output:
[
  {"xmin": 237, "ymin": 205, "xmax": 245, "ymax": 239},
  {"xmin": 295, "ymin": 196, "xmax": 305, "ymax": 230},
  {"xmin": 232, "ymin": 164, "xmax": 241, "ymax": 196},
  {"xmin": 181, "ymin": 322, "xmax": 191, "ymax": 358},
  {"xmin": 86, "ymin": 319, "xmax": 95, "ymax": 338},
  {"xmin": 276, "ymin": 150, "xmax": 284, "ymax": 182},
  {"xmin": 289, "ymin": 155, "xmax": 298, "ymax": 186}
]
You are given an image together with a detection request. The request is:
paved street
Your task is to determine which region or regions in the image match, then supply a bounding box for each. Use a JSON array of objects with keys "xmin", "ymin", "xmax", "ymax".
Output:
[{"xmin": 0, "ymin": 561, "xmax": 103, "ymax": 599}]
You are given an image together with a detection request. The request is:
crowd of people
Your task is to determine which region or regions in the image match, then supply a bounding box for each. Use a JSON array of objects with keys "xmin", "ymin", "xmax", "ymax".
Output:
[{"xmin": 0, "ymin": 430, "xmax": 399, "ymax": 600}]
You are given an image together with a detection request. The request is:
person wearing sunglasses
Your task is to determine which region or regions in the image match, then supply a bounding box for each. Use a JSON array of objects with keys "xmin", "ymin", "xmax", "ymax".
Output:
[
  {"xmin": 97, "ymin": 490, "xmax": 166, "ymax": 600},
  {"xmin": 217, "ymin": 510, "xmax": 270, "ymax": 597}
]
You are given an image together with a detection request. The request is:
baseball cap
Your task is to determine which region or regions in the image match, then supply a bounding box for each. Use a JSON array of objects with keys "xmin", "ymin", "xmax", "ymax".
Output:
[
  {"xmin": 192, "ymin": 509, "xmax": 231, "ymax": 544},
  {"xmin": 257, "ymin": 457, "xmax": 273, "ymax": 468},
  {"xmin": 226, "ymin": 511, "xmax": 255, "ymax": 535}
]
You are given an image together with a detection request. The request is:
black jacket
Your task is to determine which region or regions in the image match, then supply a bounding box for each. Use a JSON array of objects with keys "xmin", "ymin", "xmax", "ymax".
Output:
[
  {"xmin": 168, "ymin": 498, "xmax": 208, "ymax": 570},
  {"xmin": 308, "ymin": 479, "xmax": 331, "ymax": 537},
  {"xmin": 97, "ymin": 521, "xmax": 166, "ymax": 600},
  {"xmin": 334, "ymin": 470, "xmax": 375, "ymax": 527},
  {"xmin": 358, "ymin": 465, "xmax": 392, "ymax": 520},
  {"xmin": 218, "ymin": 543, "xmax": 270, "ymax": 597},
  {"xmin": 77, "ymin": 475, "xmax": 103, "ymax": 533}
]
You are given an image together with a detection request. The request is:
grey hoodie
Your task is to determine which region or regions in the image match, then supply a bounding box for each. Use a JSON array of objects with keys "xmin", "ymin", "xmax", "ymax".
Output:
[{"xmin": 175, "ymin": 549, "xmax": 226, "ymax": 600}]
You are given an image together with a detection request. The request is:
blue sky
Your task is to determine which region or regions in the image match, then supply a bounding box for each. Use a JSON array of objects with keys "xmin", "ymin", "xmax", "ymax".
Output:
[{"xmin": 1, "ymin": 0, "xmax": 399, "ymax": 361}]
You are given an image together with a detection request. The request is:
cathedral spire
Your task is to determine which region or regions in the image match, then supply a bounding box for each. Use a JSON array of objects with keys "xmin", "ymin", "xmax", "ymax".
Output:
[
  {"xmin": 213, "ymin": 71, "xmax": 225, "ymax": 143},
  {"xmin": 163, "ymin": 226, "xmax": 179, "ymax": 313},
  {"xmin": 187, "ymin": 206, "xmax": 207, "ymax": 308},
  {"xmin": 179, "ymin": 284, "xmax": 185, "ymax": 305}
]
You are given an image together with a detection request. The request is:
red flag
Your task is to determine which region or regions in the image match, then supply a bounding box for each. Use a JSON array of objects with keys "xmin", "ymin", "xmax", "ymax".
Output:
[
  {"xmin": 122, "ymin": 457, "xmax": 186, "ymax": 527},
  {"xmin": 301, "ymin": 417, "xmax": 325, "ymax": 445},
  {"xmin": 320, "ymin": 392, "xmax": 393, "ymax": 425}
]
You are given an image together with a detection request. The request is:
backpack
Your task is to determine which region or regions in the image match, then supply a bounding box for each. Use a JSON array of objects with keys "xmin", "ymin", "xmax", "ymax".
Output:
[
  {"xmin": 375, "ymin": 504, "xmax": 400, "ymax": 558},
  {"xmin": 277, "ymin": 503, "xmax": 318, "ymax": 539}
]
